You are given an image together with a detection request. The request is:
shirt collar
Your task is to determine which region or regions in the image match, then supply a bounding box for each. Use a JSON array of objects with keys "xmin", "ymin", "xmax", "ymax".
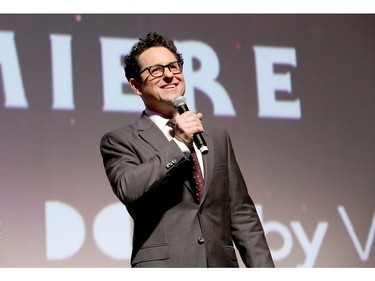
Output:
[{"xmin": 144, "ymin": 109, "xmax": 170, "ymax": 130}]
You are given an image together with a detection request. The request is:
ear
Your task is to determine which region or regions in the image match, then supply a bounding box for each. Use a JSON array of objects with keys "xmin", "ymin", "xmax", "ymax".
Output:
[{"xmin": 129, "ymin": 78, "xmax": 143, "ymax": 97}]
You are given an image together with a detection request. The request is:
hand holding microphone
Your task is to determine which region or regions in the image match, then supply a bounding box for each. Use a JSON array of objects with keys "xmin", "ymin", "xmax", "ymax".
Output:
[{"xmin": 172, "ymin": 96, "xmax": 208, "ymax": 155}]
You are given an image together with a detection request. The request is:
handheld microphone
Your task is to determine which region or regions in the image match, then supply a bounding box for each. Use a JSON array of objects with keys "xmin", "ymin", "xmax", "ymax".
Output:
[{"xmin": 172, "ymin": 96, "xmax": 208, "ymax": 155}]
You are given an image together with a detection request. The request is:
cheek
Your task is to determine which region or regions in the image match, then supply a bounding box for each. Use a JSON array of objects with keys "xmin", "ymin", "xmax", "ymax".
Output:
[{"xmin": 177, "ymin": 77, "xmax": 186, "ymax": 88}]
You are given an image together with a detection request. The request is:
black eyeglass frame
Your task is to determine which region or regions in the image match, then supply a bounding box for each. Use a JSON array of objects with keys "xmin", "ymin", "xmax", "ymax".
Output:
[{"xmin": 139, "ymin": 60, "xmax": 183, "ymax": 78}]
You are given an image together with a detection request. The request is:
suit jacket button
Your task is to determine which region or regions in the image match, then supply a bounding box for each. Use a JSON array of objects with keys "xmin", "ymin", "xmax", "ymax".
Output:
[
  {"xmin": 198, "ymin": 236, "xmax": 205, "ymax": 244},
  {"xmin": 166, "ymin": 159, "xmax": 177, "ymax": 169}
]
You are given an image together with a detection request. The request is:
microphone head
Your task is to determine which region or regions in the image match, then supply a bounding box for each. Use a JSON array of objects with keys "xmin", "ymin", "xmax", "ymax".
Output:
[{"xmin": 172, "ymin": 96, "xmax": 186, "ymax": 108}]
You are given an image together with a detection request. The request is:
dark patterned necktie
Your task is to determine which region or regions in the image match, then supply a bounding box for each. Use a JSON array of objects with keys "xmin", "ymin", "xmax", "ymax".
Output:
[
  {"xmin": 166, "ymin": 118, "xmax": 176, "ymax": 138},
  {"xmin": 190, "ymin": 148, "xmax": 205, "ymax": 202},
  {"xmin": 167, "ymin": 119, "xmax": 204, "ymax": 202}
]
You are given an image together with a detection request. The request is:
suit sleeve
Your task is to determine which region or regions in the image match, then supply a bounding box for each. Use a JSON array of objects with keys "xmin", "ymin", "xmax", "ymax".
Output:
[
  {"xmin": 225, "ymin": 131, "xmax": 275, "ymax": 267},
  {"xmin": 100, "ymin": 128, "xmax": 188, "ymax": 207}
]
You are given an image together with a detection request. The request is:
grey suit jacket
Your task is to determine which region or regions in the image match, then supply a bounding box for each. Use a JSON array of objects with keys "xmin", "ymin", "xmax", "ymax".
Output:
[{"xmin": 100, "ymin": 113, "xmax": 274, "ymax": 267}]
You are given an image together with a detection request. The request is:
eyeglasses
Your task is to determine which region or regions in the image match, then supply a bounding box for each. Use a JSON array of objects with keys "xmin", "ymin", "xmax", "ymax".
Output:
[{"xmin": 140, "ymin": 61, "xmax": 183, "ymax": 78}]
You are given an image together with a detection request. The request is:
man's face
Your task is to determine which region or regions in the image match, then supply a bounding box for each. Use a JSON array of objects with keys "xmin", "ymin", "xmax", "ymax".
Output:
[{"xmin": 132, "ymin": 46, "xmax": 185, "ymax": 117}]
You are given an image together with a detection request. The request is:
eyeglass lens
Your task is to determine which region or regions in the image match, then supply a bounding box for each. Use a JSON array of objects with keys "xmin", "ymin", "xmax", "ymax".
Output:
[{"xmin": 149, "ymin": 61, "xmax": 181, "ymax": 77}]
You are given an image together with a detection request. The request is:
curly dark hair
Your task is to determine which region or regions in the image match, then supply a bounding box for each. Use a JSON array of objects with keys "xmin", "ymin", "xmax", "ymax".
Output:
[{"xmin": 124, "ymin": 32, "xmax": 183, "ymax": 82}]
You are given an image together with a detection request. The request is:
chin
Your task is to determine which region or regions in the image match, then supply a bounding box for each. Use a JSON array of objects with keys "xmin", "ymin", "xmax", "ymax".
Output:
[{"xmin": 166, "ymin": 93, "xmax": 181, "ymax": 101}]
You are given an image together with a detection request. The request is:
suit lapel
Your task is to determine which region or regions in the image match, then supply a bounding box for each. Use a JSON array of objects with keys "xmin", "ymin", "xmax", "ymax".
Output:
[
  {"xmin": 200, "ymin": 131, "xmax": 214, "ymax": 204},
  {"xmin": 137, "ymin": 113, "xmax": 169, "ymax": 152}
]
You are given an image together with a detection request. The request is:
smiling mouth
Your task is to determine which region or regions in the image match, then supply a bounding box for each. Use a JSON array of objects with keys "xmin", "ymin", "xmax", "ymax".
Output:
[{"xmin": 162, "ymin": 84, "xmax": 177, "ymax": 89}]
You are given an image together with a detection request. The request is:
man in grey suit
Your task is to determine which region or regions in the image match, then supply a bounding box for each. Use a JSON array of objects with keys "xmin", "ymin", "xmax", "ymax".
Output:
[{"xmin": 100, "ymin": 32, "xmax": 274, "ymax": 268}]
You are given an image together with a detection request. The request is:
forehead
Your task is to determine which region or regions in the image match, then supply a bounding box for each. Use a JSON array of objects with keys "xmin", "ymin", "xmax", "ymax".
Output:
[{"xmin": 139, "ymin": 47, "xmax": 177, "ymax": 67}]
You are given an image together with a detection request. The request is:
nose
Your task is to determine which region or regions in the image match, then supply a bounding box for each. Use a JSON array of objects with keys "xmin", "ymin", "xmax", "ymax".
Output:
[{"xmin": 163, "ymin": 67, "xmax": 174, "ymax": 78}]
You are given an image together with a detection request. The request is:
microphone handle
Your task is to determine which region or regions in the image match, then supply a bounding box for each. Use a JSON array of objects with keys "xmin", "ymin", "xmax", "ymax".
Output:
[
  {"xmin": 176, "ymin": 104, "xmax": 190, "ymax": 115},
  {"xmin": 176, "ymin": 104, "xmax": 209, "ymax": 155}
]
